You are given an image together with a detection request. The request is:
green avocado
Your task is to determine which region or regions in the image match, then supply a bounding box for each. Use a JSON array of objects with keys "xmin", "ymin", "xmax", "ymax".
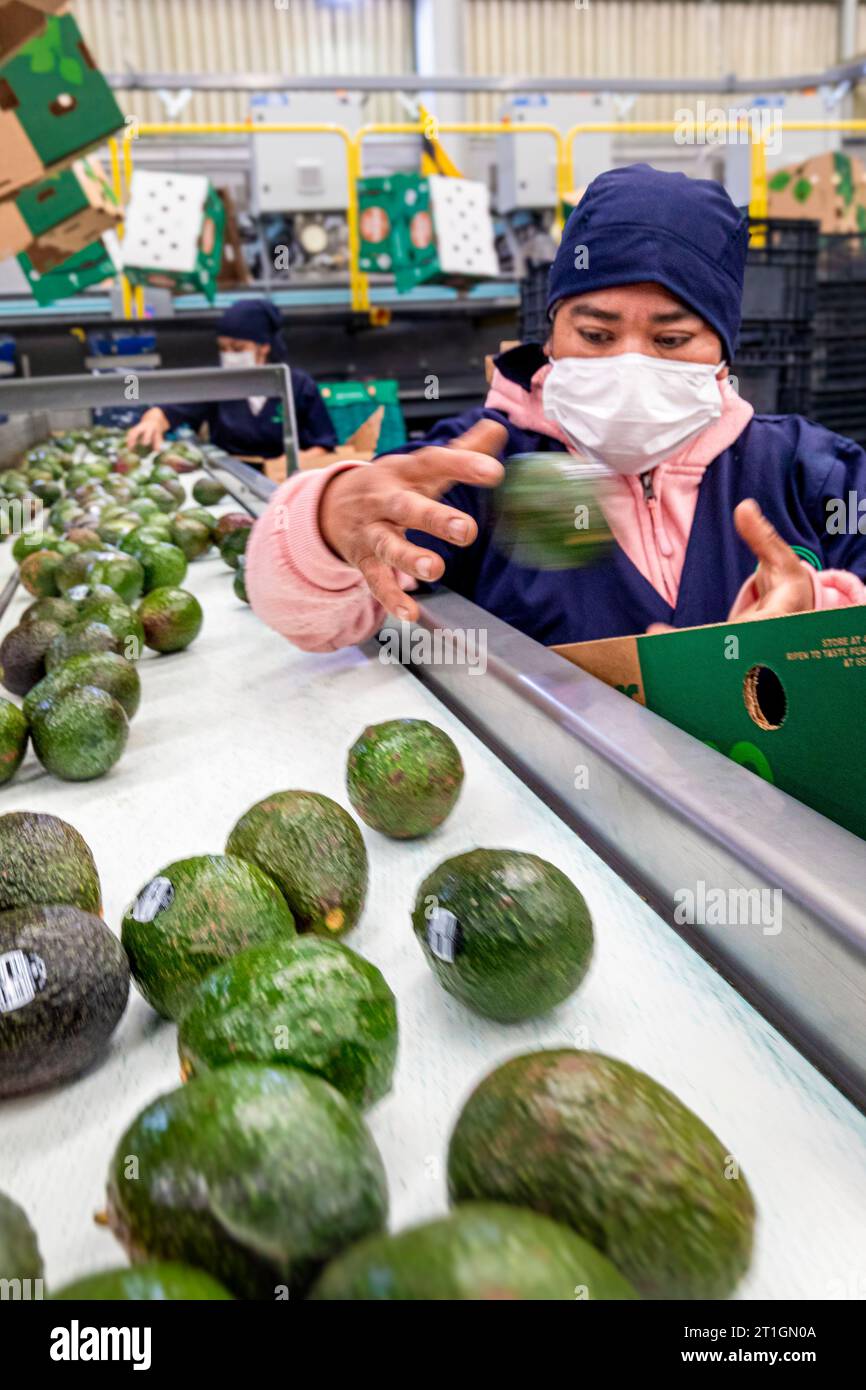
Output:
[
  {"xmin": 177, "ymin": 937, "xmax": 397, "ymax": 1109},
  {"xmin": 170, "ymin": 515, "xmax": 211, "ymax": 561},
  {"xmin": 45, "ymin": 620, "xmax": 124, "ymax": 671},
  {"xmin": 25, "ymin": 653, "xmax": 141, "ymax": 723},
  {"xmin": 226, "ymin": 791, "xmax": 368, "ymax": 938},
  {"xmin": 122, "ymin": 854, "xmax": 296, "ymax": 1020},
  {"xmin": 0, "ymin": 699, "xmax": 28, "ymax": 784},
  {"xmin": 0, "ymin": 619, "xmax": 63, "ymax": 695},
  {"xmin": 138, "ymin": 587, "xmax": 203, "ymax": 653},
  {"xmin": 52, "ymin": 1263, "xmax": 233, "ymax": 1301},
  {"xmin": 219, "ymin": 523, "xmax": 252, "ymax": 570},
  {"xmin": 412, "ymin": 849, "xmax": 593, "ymax": 1021},
  {"xmin": 0, "ymin": 1192, "xmax": 43, "ymax": 1283},
  {"xmin": 309, "ymin": 1203, "xmax": 638, "ymax": 1301},
  {"xmin": 233, "ymin": 558, "xmax": 248, "ymax": 603},
  {"xmin": 494, "ymin": 454, "xmax": 614, "ymax": 570},
  {"xmin": 67, "ymin": 597, "xmax": 145, "ymax": 656},
  {"xmin": 31, "ymin": 685, "xmax": 129, "ymax": 782},
  {"xmin": 19, "ymin": 550, "xmax": 64, "ymax": 597},
  {"xmin": 12, "ymin": 530, "xmax": 60, "ymax": 564},
  {"xmin": 20, "ymin": 596, "xmax": 78, "ymax": 628},
  {"xmin": 55, "ymin": 549, "xmax": 97, "ymax": 595},
  {"xmin": 0, "ymin": 811, "xmax": 101, "ymax": 913},
  {"xmin": 137, "ymin": 540, "xmax": 188, "ymax": 592},
  {"xmin": 144, "ymin": 482, "xmax": 179, "ymax": 514},
  {"xmin": 85, "ymin": 550, "xmax": 145, "ymax": 605},
  {"xmin": 214, "ymin": 512, "xmax": 251, "ymax": 544},
  {"xmin": 347, "ymin": 718, "xmax": 464, "ymax": 838},
  {"xmin": 0, "ymin": 904, "xmax": 129, "ymax": 1098},
  {"xmin": 447, "ymin": 1050, "xmax": 756, "ymax": 1300},
  {"xmin": 106, "ymin": 1064, "xmax": 389, "ymax": 1299},
  {"xmin": 193, "ymin": 478, "xmax": 226, "ymax": 507}
]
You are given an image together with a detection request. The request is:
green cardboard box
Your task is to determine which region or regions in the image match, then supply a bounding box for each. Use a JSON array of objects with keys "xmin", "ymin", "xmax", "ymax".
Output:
[
  {"xmin": 356, "ymin": 172, "xmax": 498, "ymax": 294},
  {"xmin": 18, "ymin": 231, "xmax": 119, "ymax": 305},
  {"xmin": 1, "ymin": 156, "xmax": 121, "ymax": 272},
  {"xmin": 0, "ymin": 12, "xmax": 125, "ymax": 201},
  {"xmin": 555, "ymin": 607, "xmax": 866, "ymax": 841}
]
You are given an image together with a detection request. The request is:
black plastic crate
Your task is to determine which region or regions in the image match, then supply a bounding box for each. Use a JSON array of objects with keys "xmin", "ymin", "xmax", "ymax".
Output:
[
  {"xmin": 733, "ymin": 320, "xmax": 813, "ymax": 415},
  {"xmin": 818, "ymin": 232, "xmax": 866, "ymax": 282},
  {"xmin": 742, "ymin": 217, "xmax": 819, "ymax": 324},
  {"xmin": 519, "ymin": 260, "xmax": 553, "ymax": 344}
]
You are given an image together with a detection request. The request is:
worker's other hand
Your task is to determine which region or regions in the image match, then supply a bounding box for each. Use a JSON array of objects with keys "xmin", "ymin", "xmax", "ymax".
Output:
[
  {"xmin": 729, "ymin": 499, "xmax": 815, "ymax": 622},
  {"xmin": 319, "ymin": 419, "xmax": 508, "ymax": 622},
  {"xmin": 126, "ymin": 408, "xmax": 169, "ymax": 453}
]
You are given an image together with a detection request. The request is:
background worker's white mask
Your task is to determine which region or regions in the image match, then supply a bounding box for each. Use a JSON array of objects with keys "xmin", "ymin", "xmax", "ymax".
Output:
[
  {"xmin": 220, "ymin": 349, "xmax": 259, "ymax": 371},
  {"xmin": 543, "ymin": 352, "xmax": 724, "ymax": 475}
]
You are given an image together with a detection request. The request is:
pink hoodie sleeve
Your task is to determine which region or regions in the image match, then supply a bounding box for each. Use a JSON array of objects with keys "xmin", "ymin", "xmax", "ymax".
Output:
[
  {"xmin": 245, "ymin": 460, "xmax": 412, "ymax": 653},
  {"xmin": 727, "ymin": 561, "xmax": 866, "ymax": 619}
]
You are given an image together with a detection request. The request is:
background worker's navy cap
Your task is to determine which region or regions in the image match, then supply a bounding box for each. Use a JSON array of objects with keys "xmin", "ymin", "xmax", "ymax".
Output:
[{"xmin": 547, "ymin": 163, "xmax": 749, "ymax": 361}]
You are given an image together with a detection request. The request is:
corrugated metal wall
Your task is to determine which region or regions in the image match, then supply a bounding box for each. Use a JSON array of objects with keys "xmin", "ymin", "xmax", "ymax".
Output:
[
  {"xmin": 464, "ymin": 1, "xmax": 842, "ymax": 123},
  {"xmin": 71, "ymin": 0, "xmax": 415, "ymax": 125},
  {"xmin": 66, "ymin": 0, "xmax": 866, "ymax": 132}
]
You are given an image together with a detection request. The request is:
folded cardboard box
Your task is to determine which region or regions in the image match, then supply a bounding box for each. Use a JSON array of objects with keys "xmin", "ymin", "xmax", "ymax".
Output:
[
  {"xmin": 121, "ymin": 171, "xmax": 226, "ymax": 303},
  {"xmin": 554, "ymin": 606, "xmax": 866, "ymax": 841},
  {"xmin": 0, "ymin": 11, "xmax": 124, "ymax": 202},
  {"xmin": 18, "ymin": 227, "xmax": 120, "ymax": 305},
  {"xmin": 768, "ymin": 150, "xmax": 866, "ymax": 234},
  {"xmin": 0, "ymin": 155, "xmax": 120, "ymax": 269},
  {"xmin": 0, "ymin": 1, "xmax": 65, "ymax": 65}
]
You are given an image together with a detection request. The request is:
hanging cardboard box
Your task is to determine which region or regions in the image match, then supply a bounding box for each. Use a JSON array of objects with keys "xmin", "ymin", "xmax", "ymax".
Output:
[
  {"xmin": 18, "ymin": 227, "xmax": 120, "ymax": 305},
  {"xmin": 357, "ymin": 173, "xmax": 498, "ymax": 293},
  {"xmin": 0, "ymin": 11, "xmax": 124, "ymax": 202},
  {"xmin": 120, "ymin": 170, "xmax": 226, "ymax": 303},
  {"xmin": 768, "ymin": 150, "xmax": 866, "ymax": 235},
  {"xmin": 554, "ymin": 607, "xmax": 866, "ymax": 842},
  {"xmin": 0, "ymin": 2, "xmax": 63, "ymax": 65},
  {"xmin": 1, "ymin": 156, "xmax": 120, "ymax": 272}
]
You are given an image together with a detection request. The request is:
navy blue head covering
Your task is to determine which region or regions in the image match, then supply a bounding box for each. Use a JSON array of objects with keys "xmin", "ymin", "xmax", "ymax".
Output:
[
  {"xmin": 218, "ymin": 299, "xmax": 288, "ymax": 362},
  {"xmin": 547, "ymin": 164, "xmax": 749, "ymax": 361}
]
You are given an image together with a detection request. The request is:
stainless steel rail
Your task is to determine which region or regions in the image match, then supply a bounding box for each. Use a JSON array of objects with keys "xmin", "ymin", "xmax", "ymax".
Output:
[
  {"xmin": 0, "ymin": 367, "xmax": 301, "ymax": 475},
  {"xmin": 215, "ymin": 463, "xmax": 866, "ymax": 1109},
  {"xmin": 104, "ymin": 63, "xmax": 866, "ymax": 96}
]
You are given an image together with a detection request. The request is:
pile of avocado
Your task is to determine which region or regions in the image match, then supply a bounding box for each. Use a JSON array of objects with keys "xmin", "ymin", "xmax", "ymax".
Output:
[{"xmin": 0, "ymin": 429, "xmax": 218, "ymax": 782}]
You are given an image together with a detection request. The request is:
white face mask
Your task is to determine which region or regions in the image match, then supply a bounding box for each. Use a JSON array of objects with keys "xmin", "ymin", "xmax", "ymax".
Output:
[
  {"xmin": 221, "ymin": 349, "xmax": 258, "ymax": 371},
  {"xmin": 542, "ymin": 352, "xmax": 724, "ymax": 475}
]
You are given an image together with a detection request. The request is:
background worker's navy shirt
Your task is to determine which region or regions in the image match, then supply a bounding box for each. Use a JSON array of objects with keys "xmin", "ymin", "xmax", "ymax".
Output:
[
  {"xmin": 162, "ymin": 365, "xmax": 337, "ymax": 458},
  {"xmin": 394, "ymin": 355, "xmax": 866, "ymax": 645}
]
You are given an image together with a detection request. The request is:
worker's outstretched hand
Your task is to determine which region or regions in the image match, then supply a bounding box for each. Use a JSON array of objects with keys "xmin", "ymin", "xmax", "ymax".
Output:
[
  {"xmin": 126, "ymin": 408, "xmax": 169, "ymax": 453},
  {"xmin": 319, "ymin": 419, "xmax": 507, "ymax": 622},
  {"xmin": 728, "ymin": 498, "xmax": 815, "ymax": 621}
]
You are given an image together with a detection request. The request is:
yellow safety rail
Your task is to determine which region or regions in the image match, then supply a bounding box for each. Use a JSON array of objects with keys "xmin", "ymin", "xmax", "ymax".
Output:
[
  {"xmin": 107, "ymin": 137, "xmax": 133, "ymax": 320},
  {"xmin": 116, "ymin": 117, "xmax": 866, "ymax": 320}
]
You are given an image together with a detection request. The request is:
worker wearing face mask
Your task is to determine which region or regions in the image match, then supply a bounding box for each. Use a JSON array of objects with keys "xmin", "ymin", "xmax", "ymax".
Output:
[
  {"xmin": 242, "ymin": 164, "xmax": 866, "ymax": 650},
  {"xmin": 127, "ymin": 298, "xmax": 337, "ymax": 472}
]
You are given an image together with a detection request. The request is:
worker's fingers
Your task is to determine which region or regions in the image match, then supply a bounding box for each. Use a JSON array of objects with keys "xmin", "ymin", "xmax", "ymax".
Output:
[
  {"xmin": 450, "ymin": 419, "xmax": 510, "ymax": 459},
  {"xmin": 367, "ymin": 523, "xmax": 446, "ymax": 583},
  {"xmin": 734, "ymin": 499, "xmax": 801, "ymax": 576},
  {"xmin": 403, "ymin": 444, "xmax": 505, "ymax": 496},
  {"xmin": 357, "ymin": 555, "xmax": 419, "ymax": 622},
  {"xmin": 383, "ymin": 490, "xmax": 477, "ymax": 547}
]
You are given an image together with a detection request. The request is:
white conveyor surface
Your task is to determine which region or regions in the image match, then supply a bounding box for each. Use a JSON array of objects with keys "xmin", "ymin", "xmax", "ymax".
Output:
[{"xmin": 0, "ymin": 484, "xmax": 865, "ymax": 1302}]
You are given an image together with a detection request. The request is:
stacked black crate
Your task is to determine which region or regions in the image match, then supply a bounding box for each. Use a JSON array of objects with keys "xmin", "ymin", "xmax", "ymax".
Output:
[
  {"xmin": 733, "ymin": 219, "xmax": 818, "ymax": 416},
  {"xmin": 811, "ymin": 235, "xmax": 866, "ymax": 445}
]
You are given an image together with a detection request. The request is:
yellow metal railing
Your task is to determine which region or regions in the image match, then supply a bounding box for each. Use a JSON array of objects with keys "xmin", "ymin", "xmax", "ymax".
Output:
[{"xmin": 115, "ymin": 117, "xmax": 866, "ymax": 320}]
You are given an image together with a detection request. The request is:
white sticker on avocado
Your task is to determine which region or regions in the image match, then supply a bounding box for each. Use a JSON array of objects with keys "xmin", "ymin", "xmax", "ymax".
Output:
[
  {"xmin": 131, "ymin": 876, "xmax": 175, "ymax": 923},
  {"xmin": 67, "ymin": 585, "xmax": 91, "ymax": 602},
  {"xmin": 427, "ymin": 908, "xmax": 462, "ymax": 963},
  {"xmin": 0, "ymin": 950, "xmax": 46, "ymax": 1014}
]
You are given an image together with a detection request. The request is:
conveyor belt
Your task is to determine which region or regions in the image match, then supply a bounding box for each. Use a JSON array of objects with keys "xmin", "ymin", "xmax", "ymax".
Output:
[{"xmin": 1, "ymin": 466, "xmax": 865, "ymax": 1300}]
